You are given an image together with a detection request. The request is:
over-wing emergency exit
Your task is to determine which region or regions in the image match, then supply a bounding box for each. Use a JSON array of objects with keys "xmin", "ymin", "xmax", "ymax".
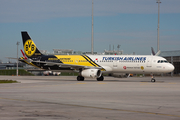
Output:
[{"xmin": 19, "ymin": 32, "xmax": 174, "ymax": 82}]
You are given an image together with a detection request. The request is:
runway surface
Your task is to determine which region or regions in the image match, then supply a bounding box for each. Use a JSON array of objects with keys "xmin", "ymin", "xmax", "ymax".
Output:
[{"xmin": 0, "ymin": 76, "xmax": 180, "ymax": 120}]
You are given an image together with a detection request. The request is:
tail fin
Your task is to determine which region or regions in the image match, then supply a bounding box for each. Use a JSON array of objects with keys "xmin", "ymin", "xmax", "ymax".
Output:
[
  {"xmin": 151, "ymin": 47, "xmax": 156, "ymax": 55},
  {"xmin": 151, "ymin": 47, "xmax": 161, "ymax": 56},
  {"xmin": 21, "ymin": 31, "xmax": 43, "ymax": 59}
]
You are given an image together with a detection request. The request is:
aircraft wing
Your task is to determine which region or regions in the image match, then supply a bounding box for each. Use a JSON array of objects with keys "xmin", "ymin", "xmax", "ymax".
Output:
[
  {"xmin": 31, "ymin": 60, "xmax": 103, "ymax": 70},
  {"xmin": 19, "ymin": 57, "xmax": 33, "ymax": 63}
]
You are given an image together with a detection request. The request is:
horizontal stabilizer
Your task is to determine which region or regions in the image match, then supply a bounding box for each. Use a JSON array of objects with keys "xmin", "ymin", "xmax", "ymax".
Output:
[{"xmin": 155, "ymin": 50, "xmax": 161, "ymax": 56}]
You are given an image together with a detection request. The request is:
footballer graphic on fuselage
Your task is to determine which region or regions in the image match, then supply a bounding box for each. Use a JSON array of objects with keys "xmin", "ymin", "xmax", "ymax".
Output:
[{"xmin": 19, "ymin": 32, "xmax": 174, "ymax": 82}]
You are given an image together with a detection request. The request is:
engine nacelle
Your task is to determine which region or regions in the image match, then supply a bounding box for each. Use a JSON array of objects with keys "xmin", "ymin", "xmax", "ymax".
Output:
[{"xmin": 81, "ymin": 69, "xmax": 102, "ymax": 78}]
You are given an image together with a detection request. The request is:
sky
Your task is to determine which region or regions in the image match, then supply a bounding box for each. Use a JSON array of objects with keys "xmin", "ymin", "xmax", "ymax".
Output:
[{"xmin": 0, "ymin": 0, "xmax": 180, "ymax": 62}]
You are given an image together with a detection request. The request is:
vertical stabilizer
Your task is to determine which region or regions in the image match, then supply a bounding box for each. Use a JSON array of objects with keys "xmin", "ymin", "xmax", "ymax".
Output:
[{"xmin": 21, "ymin": 31, "xmax": 43, "ymax": 59}]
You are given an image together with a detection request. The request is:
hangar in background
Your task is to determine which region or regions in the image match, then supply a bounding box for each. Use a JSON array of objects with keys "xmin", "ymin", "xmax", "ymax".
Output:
[{"xmin": 159, "ymin": 50, "xmax": 180, "ymax": 75}]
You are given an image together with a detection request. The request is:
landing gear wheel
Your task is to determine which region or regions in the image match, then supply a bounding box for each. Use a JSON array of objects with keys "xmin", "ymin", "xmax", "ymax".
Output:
[
  {"xmin": 151, "ymin": 78, "xmax": 156, "ymax": 83},
  {"xmin": 150, "ymin": 74, "xmax": 156, "ymax": 83},
  {"xmin": 97, "ymin": 76, "xmax": 104, "ymax": 81},
  {"xmin": 77, "ymin": 76, "xmax": 84, "ymax": 81}
]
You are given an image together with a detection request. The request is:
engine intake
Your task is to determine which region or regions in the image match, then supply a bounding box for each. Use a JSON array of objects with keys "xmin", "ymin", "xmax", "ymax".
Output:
[{"xmin": 81, "ymin": 69, "xmax": 101, "ymax": 78}]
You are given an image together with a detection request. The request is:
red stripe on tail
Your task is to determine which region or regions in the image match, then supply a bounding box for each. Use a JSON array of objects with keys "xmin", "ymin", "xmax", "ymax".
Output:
[{"xmin": 21, "ymin": 49, "xmax": 27, "ymax": 60}]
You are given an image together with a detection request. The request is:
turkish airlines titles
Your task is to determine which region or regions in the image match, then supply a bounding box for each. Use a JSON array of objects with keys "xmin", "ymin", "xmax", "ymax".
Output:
[{"xmin": 102, "ymin": 57, "xmax": 147, "ymax": 61}]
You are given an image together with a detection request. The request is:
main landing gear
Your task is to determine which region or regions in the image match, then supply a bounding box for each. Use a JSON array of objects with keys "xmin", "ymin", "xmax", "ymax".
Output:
[
  {"xmin": 151, "ymin": 74, "xmax": 156, "ymax": 82},
  {"xmin": 77, "ymin": 76, "xmax": 84, "ymax": 81},
  {"xmin": 77, "ymin": 75, "xmax": 104, "ymax": 81},
  {"xmin": 97, "ymin": 75, "xmax": 104, "ymax": 81}
]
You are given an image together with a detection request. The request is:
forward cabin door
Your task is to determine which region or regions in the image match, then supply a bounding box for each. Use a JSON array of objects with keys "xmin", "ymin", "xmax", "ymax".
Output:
[
  {"xmin": 113, "ymin": 60, "xmax": 118, "ymax": 70},
  {"xmin": 146, "ymin": 57, "xmax": 152, "ymax": 67}
]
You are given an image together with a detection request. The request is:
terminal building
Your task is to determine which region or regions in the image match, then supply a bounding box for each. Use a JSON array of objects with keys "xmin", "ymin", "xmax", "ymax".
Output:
[
  {"xmin": 53, "ymin": 49, "xmax": 74, "ymax": 55},
  {"xmin": 104, "ymin": 50, "xmax": 123, "ymax": 55}
]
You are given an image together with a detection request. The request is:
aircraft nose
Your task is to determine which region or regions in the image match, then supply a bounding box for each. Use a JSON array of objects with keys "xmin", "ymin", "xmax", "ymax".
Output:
[{"xmin": 168, "ymin": 64, "xmax": 174, "ymax": 72}]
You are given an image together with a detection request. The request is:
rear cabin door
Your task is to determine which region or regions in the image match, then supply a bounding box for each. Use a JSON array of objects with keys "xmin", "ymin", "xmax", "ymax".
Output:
[{"xmin": 75, "ymin": 58, "xmax": 79, "ymax": 65}]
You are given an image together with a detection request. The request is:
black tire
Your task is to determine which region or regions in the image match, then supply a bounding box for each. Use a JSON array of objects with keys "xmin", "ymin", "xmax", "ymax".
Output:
[
  {"xmin": 77, "ymin": 76, "xmax": 84, "ymax": 81},
  {"xmin": 97, "ymin": 76, "xmax": 104, "ymax": 81},
  {"xmin": 151, "ymin": 78, "xmax": 156, "ymax": 82}
]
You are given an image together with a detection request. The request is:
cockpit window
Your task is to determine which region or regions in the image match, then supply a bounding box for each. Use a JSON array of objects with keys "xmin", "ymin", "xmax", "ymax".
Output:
[{"xmin": 157, "ymin": 60, "xmax": 168, "ymax": 63}]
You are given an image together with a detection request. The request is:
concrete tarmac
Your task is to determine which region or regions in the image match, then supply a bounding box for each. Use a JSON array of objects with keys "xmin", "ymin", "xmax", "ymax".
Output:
[{"xmin": 0, "ymin": 76, "xmax": 180, "ymax": 120}]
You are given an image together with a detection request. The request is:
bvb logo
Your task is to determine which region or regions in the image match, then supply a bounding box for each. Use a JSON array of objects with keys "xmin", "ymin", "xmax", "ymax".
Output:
[{"xmin": 24, "ymin": 39, "xmax": 36, "ymax": 57}]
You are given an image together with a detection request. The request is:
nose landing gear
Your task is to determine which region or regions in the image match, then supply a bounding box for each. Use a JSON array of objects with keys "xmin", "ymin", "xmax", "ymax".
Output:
[
  {"xmin": 151, "ymin": 74, "xmax": 156, "ymax": 82},
  {"xmin": 151, "ymin": 78, "xmax": 156, "ymax": 82}
]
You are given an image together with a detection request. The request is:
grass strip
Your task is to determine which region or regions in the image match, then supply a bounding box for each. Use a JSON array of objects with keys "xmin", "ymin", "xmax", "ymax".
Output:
[{"xmin": 0, "ymin": 80, "xmax": 18, "ymax": 84}]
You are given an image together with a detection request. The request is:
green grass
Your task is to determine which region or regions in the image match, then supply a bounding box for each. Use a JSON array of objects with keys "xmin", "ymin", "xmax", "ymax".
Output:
[{"xmin": 0, "ymin": 80, "xmax": 18, "ymax": 84}]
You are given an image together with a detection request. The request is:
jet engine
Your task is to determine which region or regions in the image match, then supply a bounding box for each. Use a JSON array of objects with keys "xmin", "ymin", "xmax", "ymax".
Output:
[{"xmin": 81, "ymin": 69, "xmax": 102, "ymax": 78}]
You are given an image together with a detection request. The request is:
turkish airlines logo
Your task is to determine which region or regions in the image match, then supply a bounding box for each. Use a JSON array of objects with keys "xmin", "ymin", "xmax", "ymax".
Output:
[{"xmin": 123, "ymin": 66, "xmax": 126, "ymax": 70}]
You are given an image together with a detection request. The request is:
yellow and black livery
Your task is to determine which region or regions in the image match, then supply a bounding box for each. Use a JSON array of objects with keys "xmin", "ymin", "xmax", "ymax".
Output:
[
  {"xmin": 21, "ymin": 32, "xmax": 104, "ymax": 81},
  {"xmin": 22, "ymin": 32, "xmax": 42, "ymax": 59}
]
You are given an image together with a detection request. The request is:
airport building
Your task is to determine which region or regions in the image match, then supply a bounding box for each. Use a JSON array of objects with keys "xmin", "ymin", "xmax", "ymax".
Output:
[
  {"xmin": 53, "ymin": 49, "xmax": 74, "ymax": 55},
  {"xmin": 41, "ymin": 49, "xmax": 99, "ymax": 55},
  {"xmin": 159, "ymin": 50, "xmax": 180, "ymax": 75},
  {"xmin": 104, "ymin": 50, "xmax": 123, "ymax": 55},
  {"xmin": 0, "ymin": 62, "xmax": 24, "ymax": 70}
]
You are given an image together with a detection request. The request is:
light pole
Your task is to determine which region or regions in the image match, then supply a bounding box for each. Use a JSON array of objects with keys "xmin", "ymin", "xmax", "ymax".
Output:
[
  {"xmin": 16, "ymin": 41, "xmax": 20, "ymax": 76},
  {"xmin": 117, "ymin": 44, "xmax": 120, "ymax": 51},
  {"xmin": 91, "ymin": 0, "xmax": 94, "ymax": 55},
  {"xmin": 156, "ymin": 0, "xmax": 161, "ymax": 52}
]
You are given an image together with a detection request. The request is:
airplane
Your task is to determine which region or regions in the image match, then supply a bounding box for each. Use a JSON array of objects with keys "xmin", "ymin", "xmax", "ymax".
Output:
[{"xmin": 19, "ymin": 31, "xmax": 174, "ymax": 82}]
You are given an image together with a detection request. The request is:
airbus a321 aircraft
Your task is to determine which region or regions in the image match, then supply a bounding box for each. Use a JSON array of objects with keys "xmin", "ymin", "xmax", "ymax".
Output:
[{"xmin": 19, "ymin": 32, "xmax": 174, "ymax": 82}]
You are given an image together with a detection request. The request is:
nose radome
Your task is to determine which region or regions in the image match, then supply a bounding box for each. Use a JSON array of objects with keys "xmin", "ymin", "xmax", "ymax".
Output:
[{"xmin": 168, "ymin": 64, "xmax": 175, "ymax": 72}]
